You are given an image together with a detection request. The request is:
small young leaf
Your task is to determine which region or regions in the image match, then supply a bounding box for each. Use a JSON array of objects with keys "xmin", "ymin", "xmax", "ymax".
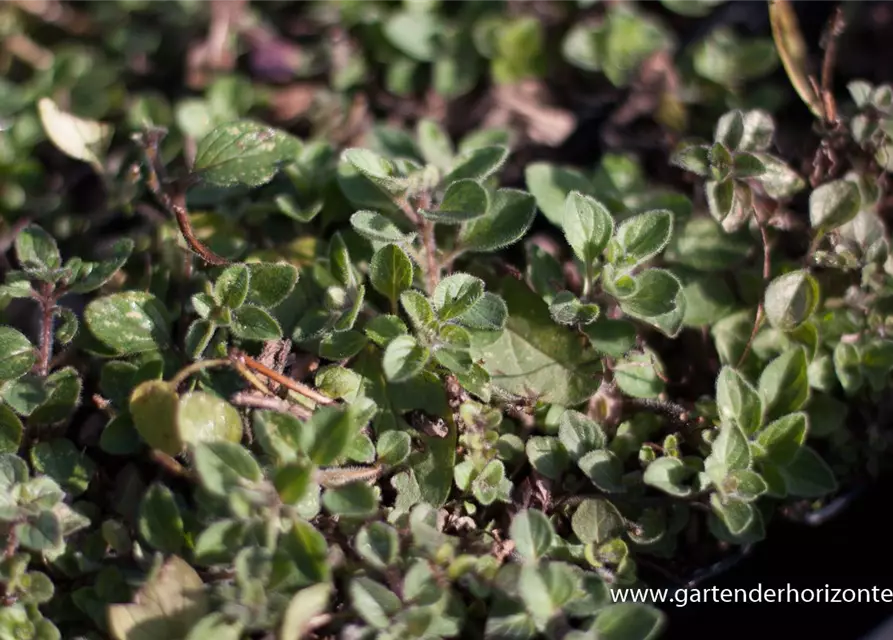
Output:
[
  {"xmin": 369, "ymin": 244, "xmax": 414, "ymax": 304},
  {"xmin": 709, "ymin": 494, "xmax": 753, "ymax": 535},
  {"xmin": 15, "ymin": 225, "xmax": 61, "ymax": 271},
  {"xmin": 15, "ymin": 511, "xmax": 62, "ymax": 551},
  {"xmin": 67, "ymin": 238, "xmax": 135, "ymax": 294},
  {"xmin": 185, "ymin": 319, "xmax": 216, "ymax": 360},
  {"xmin": 714, "ymin": 109, "xmax": 745, "ymax": 150},
  {"xmin": 669, "ymin": 142, "xmax": 711, "ymax": 176},
  {"xmin": 456, "ymin": 292, "xmax": 508, "ymax": 330},
  {"xmin": 578, "ymin": 449, "xmax": 625, "ymax": 492},
  {"xmin": 400, "ymin": 290, "xmax": 437, "ymax": 332},
  {"xmin": 764, "ymin": 270, "xmax": 820, "ymax": 332},
  {"xmin": 343, "ymin": 148, "xmax": 408, "ymax": 195},
  {"xmin": 54, "ymin": 307, "xmax": 78, "ymax": 345},
  {"xmin": 612, "ymin": 210, "xmax": 673, "ymax": 268},
  {"xmin": 708, "ymin": 422, "xmax": 751, "ymax": 472},
  {"xmin": 213, "ymin": 264, "xmax": 250, "ymax": 309},
  {"xmin": 716, "ymin": 366, "xmax": 763, "ymax": 434},
  {"xmin": 755, "ymin": 412, "xmax": 808, "ymax": 466},
  {"xmin": 193, "ymin": 121, "xmax": 301, "ymax": 187},
  {"xmin": 562, "ymin": 191, "xmax": 614, "ymax": 265},
  {"xmin": 549, "ymin": 291, "xmax": 600, "ymax": 326},
  {"xmin": 383, "ymin": 335, "xmax": 430, "ymax": 383}
]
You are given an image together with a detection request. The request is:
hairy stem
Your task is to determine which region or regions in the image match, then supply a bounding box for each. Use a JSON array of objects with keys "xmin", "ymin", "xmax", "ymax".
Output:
[
  {"xmin": 820, "ymin": 6, "xmax": 846, "ymax": 125},
  {"xmin": 35, "ymin": 283, "xmax": 56, "ymax": 377},
  {"xmin": 421, "ymin": 218, "xmax": 439, "ymax": 295},
  {"xmin": 736, "ymin": 215, "xmax": 772, "ymax": 368}
]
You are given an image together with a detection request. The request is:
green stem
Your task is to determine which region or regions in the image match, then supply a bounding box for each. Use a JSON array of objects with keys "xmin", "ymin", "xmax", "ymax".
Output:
[{"xmin": 169, "ymin": 358, "xmax": 230, "ymax": 389}]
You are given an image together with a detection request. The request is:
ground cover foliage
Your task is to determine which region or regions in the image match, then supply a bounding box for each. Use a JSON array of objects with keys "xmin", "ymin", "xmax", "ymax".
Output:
[{"xmin": 1, "ymin": 1, "xmax": 893, "ymax": 639}]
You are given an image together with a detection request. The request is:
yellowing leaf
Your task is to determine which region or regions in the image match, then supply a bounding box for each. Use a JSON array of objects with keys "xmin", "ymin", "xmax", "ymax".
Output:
[
  {"xmin": 107, "ymin": 555, "xmax": 209, "ymax": 640},
  {"xmin": 37, "ymin": 97, "xmax": 113, "ymax": 172}
]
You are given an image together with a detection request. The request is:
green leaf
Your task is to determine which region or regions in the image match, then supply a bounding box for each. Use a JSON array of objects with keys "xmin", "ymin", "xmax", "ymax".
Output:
[
  {"xmin": 30, "ymin": 438, "xmax": 94, "ymax": 496},
  {"xmin": 755, "ymin": 412, "xmax": 808, "ymax": 466},
  {"xmin": 778, "ymin": 445, "xmax": 837, "ymax": 497},
  {"xmin": 562, "ymin": 191, "xmax": 614, "ymax": 265},
  {"xmin": 614, "ymin": 269, "xmax": 685, "ymax": 337},
  {"xmin": 15, "ymin": 511, "xmax": 62, "ymax": 551},
  {"xmin": 526, "ymin": 436, "xmax": 569, "ymax": 480},
  {"xmin": 579, "ymin": 449, "xmax": 625, "ymax": 492},
  {"xmin": 613, "ymin": 349, "xmax": 664, "ymax": 399},
  {"xmin": 15, "ymin": 225, "xmax": 60, "ymax": 271},
  {"xmin": 549, "ymin": 292, "xmax": 600, "ymax": 326},
  {"xmin": 643, "ymin": 457, "xmax": 694, "ymax": 497},
  {"xmin": 669, "ymin": 142, "xmax": 711, "ymax": 176},
  {"xmin": 612, "ymin": 210, "xmax": 673, "ymax": 268},
  {"xmin": 400, "ymin": 290, "xmax": 437, "ymax": 333},
  {"xmin": 809, "ymin": 178, "xmax": 861, "ymax": 234},
  {"xmin": 592, "ymin": 603, "xmax": 666, "ymax": 640},
  {"xmin": 178, "ymin": 391, "xmax": 243, "ymax": 447},
  {"xmin": 709, "ymin": 494, "xmax": 754, "ymax": 535},
  {"xmin": 129, "ymin": 380, "xmax": 182, "ymax": 456},
  {"xmin": 365, "ymin": 314, "xmax": 409, "ymax": 347},
  {"xmin": 444, "ymin": 145, "xmax": 509, "ymax": 183},
  {"xmin": 377, "ymin": 430, "xmax": 411, "ymax": 467},
  {"xmin": 583, "ymin": 318, "xmax": 637, "ymax": 358},
  {"xmin": 274, "ymin": 461, "xmax": 313, "ymax": 505},
  {"xmin": 509, "ymin": 509, "xmax": 555, "ymax": 562},
  {"xmin": 764, "ymin": 270, "xmax": 820, "ymax": 332},
  {"xmin": 458, "ymin": 188, "xmax": 536, "ymax": 253},
  {"xmin": 383, "ymin": 335, "xmax": 430, "ymax": 383},
  {"xmin": 193, "ymin": 120, "xmax": 301, "ymax": 187},
  {"xmin": 471, "ymin": 459, "xmax": 510, "ymax": 505},
  {"xmin": 434, "ymin": 324, "xmax": 474, "ymax": 374},
  {"xmin": 419, "ymin": 180, "xmax": 489, "ymax": 223},
  {"xmin": 558, "ymin": 410, "xmax": 607, "ymax": 460},
  {"xmin": 753, "ymin": 152, "xmax": 805, "ymax": 199},
  {"xmin": 185, "ymin": 320, "xmax": 215, "ymax": 360},
  {"xmin": 707, "ymin": 422, "xmax": 751, "ymax": 472},
  {"xmin": 723, "ymin": 468, "xmax": 768, "ymax": 502},
  {"xmin": 369, "ymin": 244, "xmax": 414, "ymax": 304},
  {"xmin": 355, "ymin": 522, "xmax": 400, "ymax": 571},
  {"xmin": 759, "ymin": 348, "xmax": 810, "ymax": 421},
  {"xmin": 432, "ymin": 273, "xmax": 485, "ymax": 321},
  {"xmin": 323, "ymin": 482, "xmax": 379, "ymax": 518},
  {"xmin": 193, "ymin": 441, "xmax": 262, "ymax": 496},
  {"xmin": 67, "ymin": 238, "xmax": 135, "ymax": 294},
  {"xmin": 350, "ymin": 211, "xmax": 413, "ymax": 243},
  {"xmin": 1, "ymin": 375, "xmax": 48, "ymax": 416},
  {"xmin": 302, "ymin": 404, "xmax": 366, "ymax": 466},
  {"xmin": 416, "ymin": 118, "xmax": 453, "ymax": 169},
  {"xmin": 456, "ymin": 292, "xmax": 508, "ymax": 330},
  {"xmin": 0, "ymin": 327, "xmax": 35, "ymax": 381},
  {"xmin": 319, "ymin": 331, "xmax": 368, "ymax": 360},
  {"xmin": 571, "ymin": 498, "xmax": 624, "ymax": 544},
  {"xmin": 84, "ymin": 292, "xmax": 171, "ymax": 355},
  {"xmin": 138, "ymin": 482, "xmax": 186, "ymax": 554},
  {"xmin": 328, "ymin": 232, "xmax": 356, "ymax": 289},
  {"xmin": 519, "ymin": 562, "xmax": 579, "ymax": 627},
  {"xmin": 383, "ymin": 9, "xmax": 440, "ymax": 61},
  {"xmin": 230, "ymin": 305, "xmax": 282, "ymax": 341},
  {"xmin": 213, "ymin": 264, "xmax": 249, "ymax": 309},
  {"xmin": 525, "ymin": 162, "xmax": 594, "ymax": 227},
  {"xmin": 245, "ymin": 262, "xmax": 299, "ymax": 307},
  {"xmin": 716, "ymin": 366, "xmax": 763, "ymax": 435},
  {"xmin": 0, "ymin": 404, "xmax": 22, "ymax": 453},
  {"xmin": 349, "ymin": 577, "xmax": 401, "ymax": 629},
  {"xmin": 54, "ymin": 307, "xmax": 78, "ymax": 345},
  {"xmin": 342, "ymin": 148, "xmax": 408, "ymax": 196},
  {"xmin": 468, "ymin": 277, "xmax": 602, "ymax": 406}
]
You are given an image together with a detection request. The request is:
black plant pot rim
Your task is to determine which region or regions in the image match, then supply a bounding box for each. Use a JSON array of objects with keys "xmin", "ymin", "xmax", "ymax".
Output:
[{"xmin": 780, "ymin": 484, "xmax": 867, "ymax": 526}]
